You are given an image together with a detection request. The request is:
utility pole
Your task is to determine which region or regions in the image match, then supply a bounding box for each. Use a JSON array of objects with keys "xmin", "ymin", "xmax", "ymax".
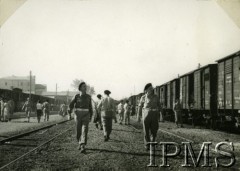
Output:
[
  {"xmin": 29, "ymin": 71, "xmax": 32, "ymax": 100},
  {"xmin": 55, "ymin": 83, "xmax": 58, "ymax": 105},
  {"xmin": 67, "ymin": 89, "xmax": 69, "ymax": 104},
  {"xmin": 134, "ymin": 85, "xmax": 135, "ymax": 95}
]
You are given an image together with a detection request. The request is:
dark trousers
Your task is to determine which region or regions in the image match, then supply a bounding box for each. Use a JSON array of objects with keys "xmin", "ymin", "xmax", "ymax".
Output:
[
  {"xmin": 101, "ymin": 116, "xmax": 113, "ymax": 137},
  {"xmin": 75, "ymin": 111, "xmax": 90, "ymax": 146},
  {"xmin": 142, "ymin": 110, "xmax": 159, "ymax": 146}
]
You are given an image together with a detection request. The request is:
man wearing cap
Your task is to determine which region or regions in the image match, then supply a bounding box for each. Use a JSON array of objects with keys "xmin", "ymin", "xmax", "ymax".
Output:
[
  {"xmin": 94, "ymin": 94, "xmax": 103, "ymax": 130},
  {"xmin": 98, "ymin": 90, "xmax": 115, "ymax": 141},
  {"xmin": 117, "ymin": 100, "xmax": 124, "ymax": 124},
  {"xmin": 69, "ymin": 82, "xmax": 93, "ymax": 153},
  {"xmin": 22, "ymin": 98, "xmax": 32, "ymax": 123},
  {"xmin": 138, "ymin": 83, "xmax": 160, "ymax": 150}
]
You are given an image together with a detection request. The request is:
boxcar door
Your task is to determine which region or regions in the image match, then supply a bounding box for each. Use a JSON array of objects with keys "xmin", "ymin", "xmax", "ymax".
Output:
[
  {"xmin": 233, "ymin": 56, "xmax": 240, "ymax": 110},
  {"xmin": 225, "ymin": 59, "xmax": 233, "ymax": 110}
]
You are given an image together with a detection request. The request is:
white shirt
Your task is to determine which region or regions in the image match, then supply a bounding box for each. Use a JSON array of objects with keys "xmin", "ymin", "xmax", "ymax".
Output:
[{"xmin": 36, "ymin": 103, "xmax": 42, "ymax": 110}]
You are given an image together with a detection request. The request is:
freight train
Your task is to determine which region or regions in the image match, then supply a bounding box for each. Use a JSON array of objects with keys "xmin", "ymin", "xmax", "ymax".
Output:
[
  {"xmin": 0, "ymin": 88, "xmax": 64, "ymax": 112},
  {"xmin": 126, "ymin": 50, "xmax": 240, "ymax": 130}
]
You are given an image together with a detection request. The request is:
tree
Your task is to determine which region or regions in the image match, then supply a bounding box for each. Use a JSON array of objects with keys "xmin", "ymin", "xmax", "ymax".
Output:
[{"xmin": 71, "ymin": 79, "xmax": 96, "ymax": 96}]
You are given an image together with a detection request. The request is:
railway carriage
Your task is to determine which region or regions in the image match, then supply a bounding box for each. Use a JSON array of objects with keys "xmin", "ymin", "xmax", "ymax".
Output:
[
  {"xmin": 216, "ymin": 51, "xmax": 240, "ymax": 129},
  {"xmin": 192, "ymin": 64, "xmax": 218, "ymax": 128},
  {"xmin": 179, "ymin": 71, "xmax": 194, "ymax": 124}
]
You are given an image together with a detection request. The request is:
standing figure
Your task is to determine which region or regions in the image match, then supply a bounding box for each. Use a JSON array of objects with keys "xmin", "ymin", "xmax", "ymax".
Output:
[
  {"xmin": 94, "ymin": 94, "xmax": 103, "ymax": 130},
  {"xmin": 68, "ymin": 82, "xmax": 93, "ymax": 153},
  {"xmin": 124, "ymin": 100, "xmax": 131, "ymax": 125},
  {"xmin": 42, "ymin": 100, "xmax": 50, "ymax": 121},
  {"xmin": 159, "ymin": 103, "xmax": 165, "ymax": 122},
  {"xmin": 22, "ymin": 98, "xmax": 31, "ymax": 122},
  {"xmin": 0, "ymin": 97, "xmax": 4, "ymax": 121},
  {"xmin": 117, "ymin": 100, "xmax": 124, "ymax": 125},
  {"xmin": 138, "ymin": 83, "xmax": 160, "ymax": 151},
  {"xmin": 36, "ymin": 100, "xmax": 43, "ymax": 123},
  {"xmin": 60, "ymin": 102, "xmax": 68, "ymax": 117},
  {"xmin": 8, "ymin": 99, "xmax": 15, "ymax": 121},
  {"xmin": 98, "ymin": 90, "xmax": 115, "ymax": 142},
  {"xmin": 173, "ymin": 98, "xmax": 183, "ymax": 128},
  {"xmin": 3, "ymin": 98, "xmax": 10, "ymax": 122}
]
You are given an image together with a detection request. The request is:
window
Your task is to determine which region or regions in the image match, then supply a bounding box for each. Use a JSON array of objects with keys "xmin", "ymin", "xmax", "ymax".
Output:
[
  {"xmin": 5, "ymin": 82, "xmax": 7, "ymax": 86},
  {"xmin": 21, "ymin": 82, "xmax": 23, "ymax": 86}
]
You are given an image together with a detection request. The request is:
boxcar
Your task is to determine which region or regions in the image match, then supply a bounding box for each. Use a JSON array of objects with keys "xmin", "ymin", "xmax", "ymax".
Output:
[
  {"xmin": 216, "ymin": 51, "xmax": 240, "ymax": 128},
  {"xmin": 192, "ymin": 64, "xmax": 218, "ymax": 127},
  {"xmin": 179, "ymin": 70, "xmax": 194, "ymax": 123}
]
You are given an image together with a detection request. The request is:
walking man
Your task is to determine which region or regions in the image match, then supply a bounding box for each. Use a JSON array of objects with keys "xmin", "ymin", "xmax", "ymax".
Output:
[
  {"xmin": 173, "ymin": 98, "xmax": 183, "ymax": 128},
  {"xmin": 22, "ymin": 98, "xmax": 31, "ymax": 122},
  {"xmin": 60, "ymin": 102, "xmax": 68, "ymax": 117},
  {"xmin": 124, "ymin": 100, "xmax": 131, "ymax": 125},
  {"xmin": 117, "ymin": 100, "xmax": 124, "ymax": 124},
  {"xmin": 36, "ymin": 100, "xmax": 43, "ymax": 123},
  {"xmin": 98, "ymin": 90, "xmax": 115, "ymax": 142},
  {"xmin": 138, "ymin": 83, "xmax": 160, "ymax": 151},
  {"xmin": 43, "ymin": 100, "xmax": 50, "ymax": 121},
  {"xmin": 94, "ymin": 94, "xmax": 103, "ymax": 130},
  {"xmin": 68, "ymin": 82, "xmax": 93, "ymax": 153}
]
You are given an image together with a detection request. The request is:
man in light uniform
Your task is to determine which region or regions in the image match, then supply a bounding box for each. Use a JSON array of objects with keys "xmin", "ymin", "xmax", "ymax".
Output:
[
  {"xmin": 98, "ymin": 90, "xmax": 115, "ymax": 142},
  {"xmin": 138, "ymin": 83, "xmax": 160, "ymax": 150},
  {"xmin": 117, "ymin": 100, "xmax": 124, "ymax": 124},
  {"xmin": 124, "ymin": 100, "xmax": 131, "ymax": 125},
  {"xmin": 94, "ymin": 94, "xmax": 103, "ymax": 130},
  {"xmin": 22, "ymin": 98, "xmax": 31, "ymax": 122},
  {"xmin": 43, "ymin": 100, "xmax": 50, "ymax": 121},
  {"xmin": 69, "ymin": 82, "xmax": 93, "ymax": 153}
]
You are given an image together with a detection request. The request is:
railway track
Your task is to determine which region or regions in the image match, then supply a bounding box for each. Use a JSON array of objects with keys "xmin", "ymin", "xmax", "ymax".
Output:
[
  {"xmin": 0, "ymin": 119, "xmax": 71, "ymax": 145},
  {"xmin": 0, "ymin": 119, "xmax": 74, "ymax": 170}
]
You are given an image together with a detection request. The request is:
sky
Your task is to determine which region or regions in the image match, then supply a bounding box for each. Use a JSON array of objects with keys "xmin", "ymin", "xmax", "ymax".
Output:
[{"xmin": 0, "ymin": 0, "xmax": 240, "ymax": 100}]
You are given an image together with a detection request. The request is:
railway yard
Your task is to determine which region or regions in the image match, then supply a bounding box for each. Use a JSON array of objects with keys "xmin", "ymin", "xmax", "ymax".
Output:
[{"xmin": 0, "ymin": 116, "xmax": 239, "ymax": 171}]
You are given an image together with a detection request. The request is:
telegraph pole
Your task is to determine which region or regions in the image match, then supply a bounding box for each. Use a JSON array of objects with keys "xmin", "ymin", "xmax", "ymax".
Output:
[
  {"xmin": 29, "ymin": 71, "xmax": 32, "ymax": 100},
  {"xmin": 55, "ymin": 83, "xmax": 58, "ymax": 105}
]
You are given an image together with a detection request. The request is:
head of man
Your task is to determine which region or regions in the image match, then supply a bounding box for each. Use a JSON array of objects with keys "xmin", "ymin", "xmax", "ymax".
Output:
[
  {"xmin": 144, "ymin": 83, "xmax": 154, "ymax": 95},
  {"xmin": 104, "ymin": 90, "xmax": 111, "ymax": 97},
  {"xmin": 79, "ymin": 82, "xmax": 87, "ymax": 93},
  {"xmin": 97, "ymin": 94, "xmax": 102, "ymax": 100}
]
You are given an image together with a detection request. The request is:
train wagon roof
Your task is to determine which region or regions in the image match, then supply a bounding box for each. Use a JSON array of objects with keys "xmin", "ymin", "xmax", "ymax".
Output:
[
  {"xmin": 193, "ymin": 63, "xmax": 217, "ymax": 72},
  {"xmin": 216, "ymin": 50, "xmax": 240, "ymax": 63},
  {"xmin": 179, "ymin": 69, "xmax": 195, "ymax": 78}
]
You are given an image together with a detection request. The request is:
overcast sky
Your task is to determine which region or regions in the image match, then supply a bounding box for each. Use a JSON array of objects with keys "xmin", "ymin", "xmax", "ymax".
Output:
[{"xmin": 0, "ymin": 0, "xmax": 240, "ymax": 100}]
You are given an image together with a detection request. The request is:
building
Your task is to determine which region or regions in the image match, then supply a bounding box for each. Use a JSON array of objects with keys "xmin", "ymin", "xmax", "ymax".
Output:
[
  {"xmin": 41, "ymin": 91, "xmax": 77, "ymax": 104},
  {"xmin": 35, "ymin": 84, "xmax": 47, "ymax": 95},
  {"xmin": 0, "ymin": 75, "xmax": 35, "ymax": 94}
]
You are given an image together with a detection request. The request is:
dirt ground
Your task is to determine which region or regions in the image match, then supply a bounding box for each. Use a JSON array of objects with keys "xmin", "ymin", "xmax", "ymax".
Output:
[
  {"xmin": 0, "ymin": 117, "xmax": 239, "ymax": 171},
  {"xmin": 0, "ymin": 113, "xmax": 67, "ymax": 140}
]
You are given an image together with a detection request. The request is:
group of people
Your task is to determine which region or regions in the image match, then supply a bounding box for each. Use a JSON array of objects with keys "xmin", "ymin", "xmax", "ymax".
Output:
[
  {"xmin": 22, "ymin": 98, "xmax": 51, "ymax": 123},
  {"xmin": 0, "ymin": 96, "xmax": 52, "ymax": 123},
  {"xmin": 117, "ymin": 100, "xmax": 132, "ymax": 125},
  {"xmin": 69, "ymin": 81, "xmax": 184, "ymax": 153},
  {"xmin": 0, "ymin": 97, "xmax": 14, "ymax": 122},
  {"xmin": 68, "ymin": 82, "xmax": 121, "ymax": 153}
]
